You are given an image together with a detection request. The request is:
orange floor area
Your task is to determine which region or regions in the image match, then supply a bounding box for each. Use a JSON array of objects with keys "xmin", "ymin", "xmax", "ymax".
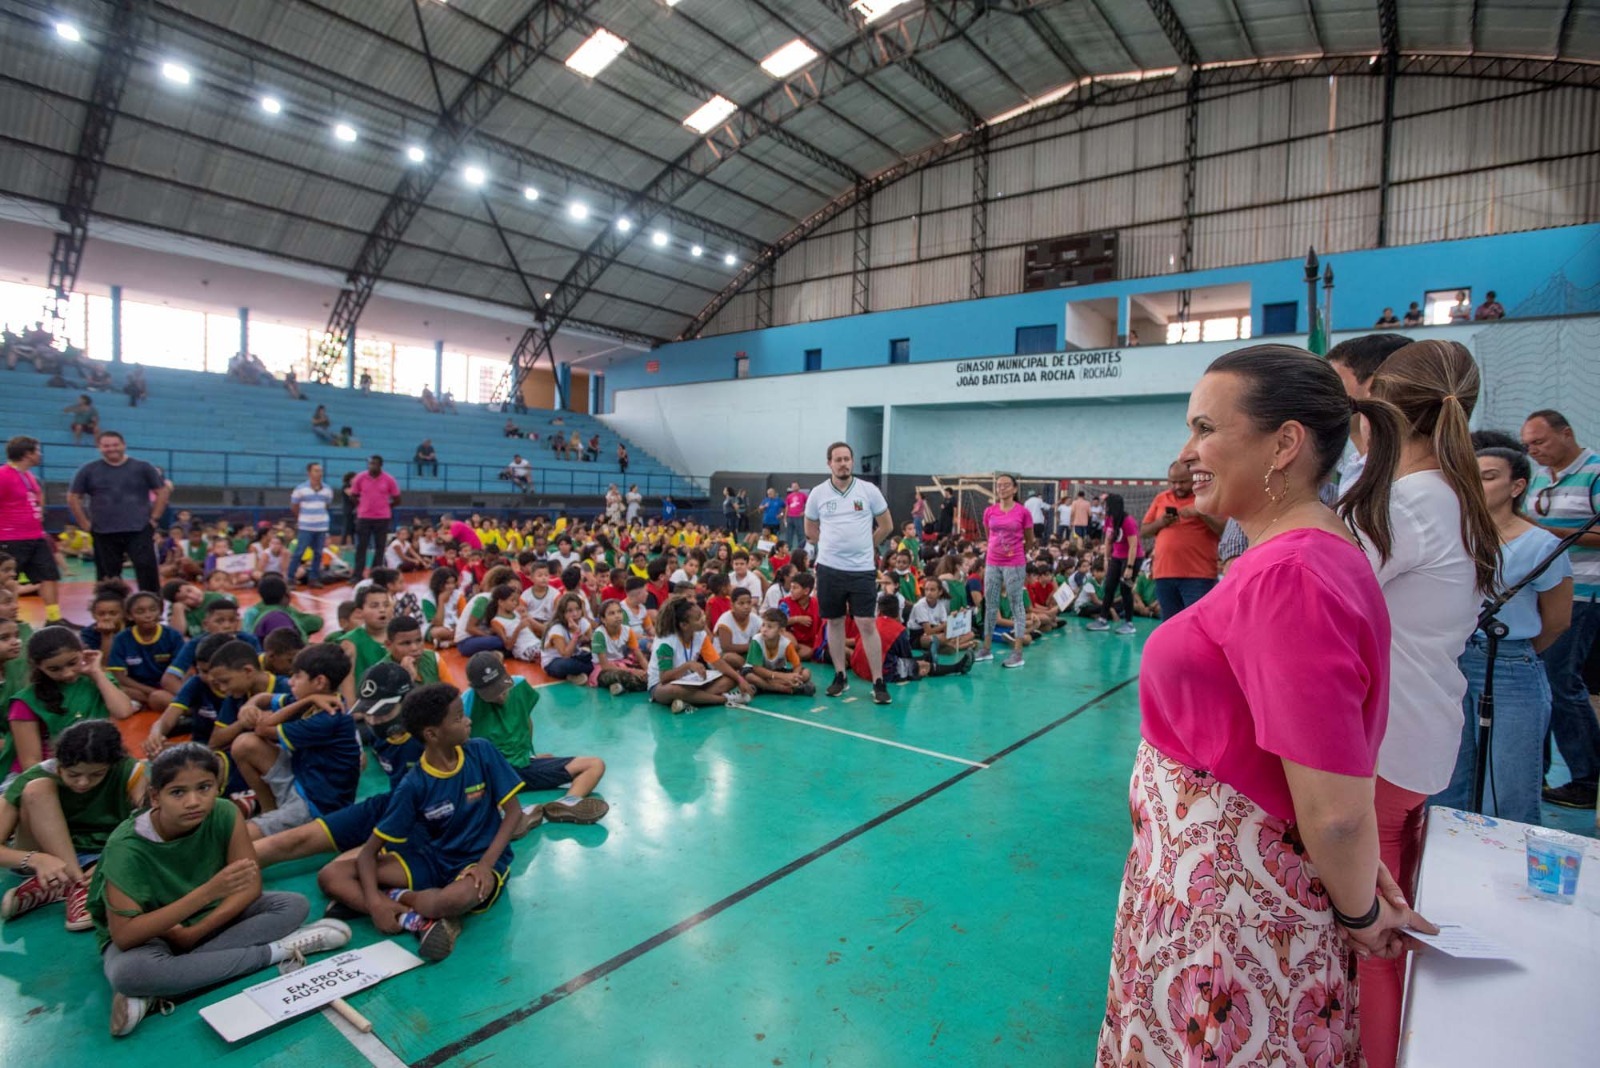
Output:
[{"xmin": 19, "ymin": 572, "xmax": 560, "ymax": 752}]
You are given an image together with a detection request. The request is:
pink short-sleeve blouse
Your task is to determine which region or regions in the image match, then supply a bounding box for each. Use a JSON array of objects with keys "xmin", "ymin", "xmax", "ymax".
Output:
[{"xmin": 1138, "ymin": 528, "xmax": 1391, "ymax": 821}]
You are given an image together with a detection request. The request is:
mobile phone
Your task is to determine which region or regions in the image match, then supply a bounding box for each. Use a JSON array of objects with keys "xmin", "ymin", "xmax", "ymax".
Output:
[{"xmin": 1165, "ymin": 506, "xmax": 1179, "ymax": 518}]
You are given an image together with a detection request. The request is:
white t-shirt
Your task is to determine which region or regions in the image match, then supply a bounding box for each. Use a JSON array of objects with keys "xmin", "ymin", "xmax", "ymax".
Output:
[
  {"xmin": 715, "ymin": 610, "xmax": 762, "ymax": 652},
  {"xmin": 729, "ymin": 570, "xmax": 763, "ymax": 599},
  {"xmin": 760, "ymin": 582, "xmax": 786, "ymax": 612},
  {"xmin": 551, "ymin": 551, "xmax": 579, "ymax": 572},
  {"xmin": 1363, "ymin": 470, "xmax": 1480, "ymax": 794},
  {"xmin": 455, "ymin": 592, "xmax": 491, "ymax": 642},
  {"xmin": 541, "ymin": 619, "xmax": 592, "ymax": 667},
  {"xmin": 804, "ymin": 477, "xmax": 888, "ymax": 572},
  {"xmin": 1057, "ymin": 502, "xmax": 1072, "ymax": 528},
  {"xmin": 622, "ymin": 599, "xmax": 652, "ymax": 640},
  {"xmin": 1072, "ymin": 578, "xmax": 1099, "ymax": 611},
  {"xmin": 907, "ymin": 599, "xmax": 948, "ymax": 630},
  {"xmin": 520, "ymin": 585, "xmax": 559, "ymax": 622},
  {"xmin": 669, "ymin": 568, "xmax": 697, "ymax": 587},
  {"xmin": 1024, "ymin": 495, "xmax": 1047, "ymax": 525},
  {"xmin": 384, "ymin": 540, "xmax": 406, "ymax": 569}
]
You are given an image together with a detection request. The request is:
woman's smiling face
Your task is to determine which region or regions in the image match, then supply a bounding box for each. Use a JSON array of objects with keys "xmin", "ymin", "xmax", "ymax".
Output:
[{"xmin": 1179, "ymin": 372, "xmax": 1278, "ymax": 524}]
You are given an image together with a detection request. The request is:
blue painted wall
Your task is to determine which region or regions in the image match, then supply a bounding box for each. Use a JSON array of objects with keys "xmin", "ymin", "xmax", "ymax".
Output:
[{"xmin": 603, "ymin": 224, "xmax": 1600, "ymax": 402}]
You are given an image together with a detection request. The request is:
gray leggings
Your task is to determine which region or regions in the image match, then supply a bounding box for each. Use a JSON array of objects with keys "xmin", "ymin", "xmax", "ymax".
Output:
[
  {"xmin": 983, "ymin": 564, "xmax": 1029, "ymax": 644},
  {"xmin": 102, "ymin": 891, "xmax": 308, "ymax": 998}
]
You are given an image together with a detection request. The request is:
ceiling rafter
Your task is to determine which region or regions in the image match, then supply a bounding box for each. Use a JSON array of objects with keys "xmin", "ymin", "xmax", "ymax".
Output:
[
  {"xmin": 1378, "ymin": 0, "xmax": 1400, "ymax": 57},
  {"xmin": 1143, "ymin": 0, "xmax": 1200, "ymax": 68},
  {"xmin": 1555, "ymin": 0, "xmax": 1578, "ymax": 59}
]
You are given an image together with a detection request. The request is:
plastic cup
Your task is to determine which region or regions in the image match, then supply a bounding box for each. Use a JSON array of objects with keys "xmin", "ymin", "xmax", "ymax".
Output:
[{"xmin": 1525, "ymin": 828, "xmax": 1584, "ymax": 903}]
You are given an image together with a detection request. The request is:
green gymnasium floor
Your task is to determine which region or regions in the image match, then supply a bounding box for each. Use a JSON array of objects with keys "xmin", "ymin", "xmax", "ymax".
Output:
[{"xmin": 0, "ymin": 623, "xmax": 1149, "ymax": 1067}]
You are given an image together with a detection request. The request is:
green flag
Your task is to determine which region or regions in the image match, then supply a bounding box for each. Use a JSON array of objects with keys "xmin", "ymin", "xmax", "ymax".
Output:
[{"xmin": 1307, "ymin": 305, "xmax": 1328, "ymax": 357}]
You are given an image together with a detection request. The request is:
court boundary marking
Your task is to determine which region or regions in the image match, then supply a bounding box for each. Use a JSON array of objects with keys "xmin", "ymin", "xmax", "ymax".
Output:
[
  {"xmin": 738, "ymin": 704, "xmax": 990, "ymax": 768},
  {"xmin": 409, "ymin": 674, "xmax": 1139, "ymax": 1068}
]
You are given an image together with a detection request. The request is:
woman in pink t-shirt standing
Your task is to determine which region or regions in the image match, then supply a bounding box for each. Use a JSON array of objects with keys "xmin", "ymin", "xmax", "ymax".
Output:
[
  {"xmin": 1098, "ymin": 346, "xmax": 1435, "ymax": 1067},
  {"xmin": 976, "ymin": 473, "xmax": 1033, "ymax": 667},
  {"xmin": 1086, "ymin": 494, "xmax": 1143, "ymax": 634}
]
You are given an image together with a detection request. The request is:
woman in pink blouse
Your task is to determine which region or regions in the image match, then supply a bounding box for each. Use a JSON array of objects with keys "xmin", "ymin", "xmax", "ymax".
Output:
[{"xmin": 1098, "ymin": 345, "xmax": 1435, "ymax": 1067}]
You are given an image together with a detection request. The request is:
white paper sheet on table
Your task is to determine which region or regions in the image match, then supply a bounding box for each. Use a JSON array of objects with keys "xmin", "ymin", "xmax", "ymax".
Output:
[{"xmin": 1403, "ymin": 922, "xmax": 1511, "ymax": 960}]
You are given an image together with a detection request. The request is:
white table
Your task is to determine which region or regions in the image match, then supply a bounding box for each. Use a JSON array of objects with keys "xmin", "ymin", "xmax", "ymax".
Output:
[{"xmin": 1399, "ymin": 807, "xmax": 1600, "ymax": 1066}]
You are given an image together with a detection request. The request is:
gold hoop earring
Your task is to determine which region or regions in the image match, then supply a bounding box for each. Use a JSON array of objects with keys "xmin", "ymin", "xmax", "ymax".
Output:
[{"xmin": 1263, "ymin": 465, "xmax": 1286, "ymax": 504}]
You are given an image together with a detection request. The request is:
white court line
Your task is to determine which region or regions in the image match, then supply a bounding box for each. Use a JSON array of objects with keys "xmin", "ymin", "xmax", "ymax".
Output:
[
  {"xmin": 739, "ymin": 705, "xmax": 990, "ymax": 769},
  {"xmin": 324, "ymin": 1002, "xmax": 407, "ymax": 1068}
]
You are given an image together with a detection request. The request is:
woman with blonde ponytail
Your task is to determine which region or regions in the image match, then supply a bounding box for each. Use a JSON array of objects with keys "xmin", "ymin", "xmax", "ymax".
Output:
[{"xmin": 1352, "ymin": 338, "xmax": 1500, "ymax": 1068}]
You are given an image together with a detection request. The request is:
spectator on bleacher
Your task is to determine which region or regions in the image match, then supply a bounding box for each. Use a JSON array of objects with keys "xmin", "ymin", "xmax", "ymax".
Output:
[
  {"xmin": 1474, "ymin": 290, "xmax": 1506, "ymax": 321},
  {"xmin": 348, "ymin": 455, "xmax": 401, "ymax": 582},
  {"xmin": 420, "ymin": 386, "xmax": 441, "ymax": 413},
  {"xmin": 1, "ymin": 435, "xmax": 69, "ymax": 625},
  {"xmin": 585, "ymin": 433, "xmax": 601, "ymax": 463},
  {"xmin": 567, "ymin": 430, "xmax": 582, "ymax": 460},
  {"xmin": 1374, "ymin": 307, "xmax": 1401, "ymax": 327},
  {"xmin": 551, "ymin": 432, "xmax": 566, "ymax": 461},
  {"xmin": 358, "ymin": 371, "xmax": 373, "ymax": 392},
  {"xmin": 1140, "ymin": 461, "xmax": 1224, "ymax": 619},
  {"xmin": 64, "ymin": 394, "xmax": 99, "ymax": 445},
  {"xmin": 505, "ymin": 455, "xmax": 532, "ymax": 493},
  {"xmin": 67, "ymin": 430, "xmax": 168, "ymax": 592},
  {"xmin": 617, "ymin": 442, "xmax": 629, "ymax": 476},
  {"xmin": 440, "ymin": 389, "xmax": 456, "ymax": 413},
  {"xmin": 121, "ymin": 363, "xmax": 147, "ymax": 408},
  {"xmin": 503, "ymin": 417, "xmax": 521, "ymax": 439},
  {"xmin": 283, "ymin": 366, "xmax": 302, "ymax": 400},
  {"xmin": 311, "ymin": 404, "xmax": 333, "ymax": 444},
  {"xmin": 413, "ymin": 439, "xmax": 438, "ymax": 477},
  {"xmin": 1449, "ymin": 290, "xmax": 1472, "ymax": 323},
  {"xmin": 289, "ymin": 462, "xmax": 333, "ymax": 589},
  {"xmin": 85, "ymin": 362, "xmax": 113, "ymax": 391},
  {"xmin": 625, "ymin": 484, "xmax": 642, "ymax": 524},
  {"xmin": 1402, "ymin": 301, "xmax": 1424, "ymax": 326}
]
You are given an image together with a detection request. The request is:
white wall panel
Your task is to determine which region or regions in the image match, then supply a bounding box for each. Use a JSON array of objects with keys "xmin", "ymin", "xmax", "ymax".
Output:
[
  {"xmin": 919, "ymin": 161, "xmax": 972, "ymax": 213},
  {"xmin": 869, "ymin": 217, "xmax": 919, "ymax": 268}
]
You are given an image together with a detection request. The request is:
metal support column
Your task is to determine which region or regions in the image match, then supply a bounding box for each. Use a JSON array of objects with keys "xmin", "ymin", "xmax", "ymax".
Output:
[
  {"xmin": 434, "ymin": 340, "xmax": 444, "ymax": 393},
  {"xmin": 238, "ymin": 307, "xmax": 249, "ymax": 365},
  {"xmin": 557, "ymin": 363, "xmax": 572, "ymax": 411},
  {"xmin": 1377, "ymin": 0, "xmax": 1400, "ymax": 246},
  {"xmin": 109, "ymin": 285, "xmax": 122, "ymax": 364},
  {"xmin": 970, "ymin": 128, "xmax": 990, "ymax": 301},
  {"xmin": 755, "ymin": 263, "xmax": 774, "ymax": 330},
  {"xmin": 345, "ymin": 333, "xmax": 356, "ymax": 389},
  {"xmin": 851, "ymin": 184, "xmax": 872, "ymax": 317}
]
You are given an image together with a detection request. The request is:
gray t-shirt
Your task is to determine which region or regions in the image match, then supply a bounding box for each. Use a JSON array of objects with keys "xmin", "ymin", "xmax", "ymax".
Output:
[{"xmin": 68, "ymin": 458, "xmax": 163, "ymax": 533}]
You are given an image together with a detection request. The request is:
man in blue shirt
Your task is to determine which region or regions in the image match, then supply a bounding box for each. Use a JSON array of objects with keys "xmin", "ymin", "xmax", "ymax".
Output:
[
  {"xmin": 290, "ymin": 462, "xmax": 334, "ymax": 589},
  {"xmin": 760, "ymin": 487, "xmax": 785, "ymax": 533}
]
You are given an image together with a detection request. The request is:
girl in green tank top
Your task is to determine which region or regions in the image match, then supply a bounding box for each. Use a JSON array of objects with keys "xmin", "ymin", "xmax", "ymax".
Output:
[{"xmin": 10, "ymin": 627, "xmax": 133, "ymax": 772}]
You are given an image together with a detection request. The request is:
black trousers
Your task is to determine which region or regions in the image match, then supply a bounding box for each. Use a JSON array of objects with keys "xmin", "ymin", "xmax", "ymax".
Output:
[
  {"xmin": 92, "ymin": 526, "xmax": 160, "ymax": 592},
  {"xmin": 352, "ymin": 518, "xmax": 390, "ymax": 579}
]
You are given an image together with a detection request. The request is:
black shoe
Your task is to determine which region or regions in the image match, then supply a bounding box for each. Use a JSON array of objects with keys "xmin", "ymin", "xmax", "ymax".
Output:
[
  {"xmin": 872, "ymin": 679, "xmax": 891, "ymax": 705},
  {"xmin": 958, "ymin": 652, "xmax": 974, "ymax": 675},
  {"xmin": 1542, "ymin": 781, "xmax": 1598, "ymax": 809},
  {"xmin": 825, "ymin": 672, "xmax": 848, "ymax": 698},
  {"xmin": 323, "ymin": 899, "xmax": 362, "ymax": 921}
]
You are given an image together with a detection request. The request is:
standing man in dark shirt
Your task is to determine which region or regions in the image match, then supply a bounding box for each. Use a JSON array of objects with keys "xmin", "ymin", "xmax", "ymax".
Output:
[{"xmin": 66, "ymin": 430, "xmax": 168, "ymax": 591}]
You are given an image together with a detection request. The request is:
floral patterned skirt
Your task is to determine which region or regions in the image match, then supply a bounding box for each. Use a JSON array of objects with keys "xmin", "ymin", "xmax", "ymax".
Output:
[{"xmin": 1096, "ymin": 742, "xmax": 1362, "ymax": 1068}]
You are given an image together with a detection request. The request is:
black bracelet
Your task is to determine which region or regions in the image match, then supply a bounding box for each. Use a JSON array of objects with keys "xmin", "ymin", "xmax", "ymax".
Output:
[{"xmin": 1332, "ymin": 896, "xmax": 1381, "ymax": 930}]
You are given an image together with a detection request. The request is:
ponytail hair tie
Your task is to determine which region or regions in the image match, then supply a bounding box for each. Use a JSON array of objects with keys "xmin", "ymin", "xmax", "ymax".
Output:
[{"xmin": 1443, "ymin": 394, "xmax": 1459, "ymax": 404}]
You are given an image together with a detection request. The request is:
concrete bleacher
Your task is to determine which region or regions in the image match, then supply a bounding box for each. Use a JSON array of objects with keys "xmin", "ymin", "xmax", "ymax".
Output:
[{"xmin": 0, "ymin": 362, "xmax": 704, "ymax": 500}]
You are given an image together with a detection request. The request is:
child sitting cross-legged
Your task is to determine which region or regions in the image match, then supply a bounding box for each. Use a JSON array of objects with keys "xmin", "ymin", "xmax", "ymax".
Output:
[
  {"xmin": 315, "ymin": 683, "xmax": 525, "ymax": 962},
  {"xmin": 907, "ymin": 582, "xmax": 968, "ymax": 659},
  {"xmin": 591, "ymin": 599, "xmax": 648, "ymax": 694},
  {"xmin": 10, "ymin": 627, "xmax": 136, "ymax": 771},
  {"xmin": 259, "ymin": 626, "xmax": 306, "ymax": 678},
  {"xmin": 143, "ymin": 632, "xmax": 233, "ymax": 756},
  {"xmin": 742, "ymin": 609, "xmax": 816, "ymax": 697},
  {"xmin": 339, "ymin": 587, "xmax": 393, "ymax": 706},
  {"xmin": 539, "ymin": 592, "xmax": 595, "ymax": 683},
  {"xmin": 80, "ymin": 580, "xmax": 128, "ymax": 658},
  {"xmin": 383, "ymin": 615, "xmax": 440, "ymax": 685},
  {"xmin": 106, "ymin": 591, "xmax": 183, "ymax": 715},
  {"xmin": 241, "ymin": 573, "xmax": 323, "ymax": 641},
  {"xmin": 462, "ymin": 652, "xmax": 608, "ymax": 829},
  {"xmin": 161, "ymin": 597, "xmax": 256, "ymax": 696},
  {"xmin": 229, "ymin": 645, "xmax": 360, "ymax": 841},
  {"xmin": 713, "ymin": 587, "xmax": 762, "ymax": 668},
  {"xmin": 647, "ymin": 596, "xmax": 755, "ymax": 714},
  {"xmin": 90, "ymin": 743, "xmax": 351, "ymax": 1036},
  {"xmin": 0, "ymin": 720, "xmax": 144, "ymax": 932},
  {"xmin": 852, "ymin": 595, "xmax": 973, "ymax": 684}
]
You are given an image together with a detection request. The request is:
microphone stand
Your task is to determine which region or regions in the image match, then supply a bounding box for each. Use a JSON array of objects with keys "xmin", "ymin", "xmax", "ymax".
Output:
[{"xmin": 1471, "ymin": 510, "xmax": 1600, "ymax": 813}]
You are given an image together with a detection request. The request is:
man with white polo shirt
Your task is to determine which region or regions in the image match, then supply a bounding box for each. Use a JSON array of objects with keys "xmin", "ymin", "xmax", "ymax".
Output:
[
  {"xmin": 289, "ymin": 462, "xmax": 334, "ymax": 588},
  {"xmin": 805, "ymin": 442, "xmax": 894, "ymax": 705}
]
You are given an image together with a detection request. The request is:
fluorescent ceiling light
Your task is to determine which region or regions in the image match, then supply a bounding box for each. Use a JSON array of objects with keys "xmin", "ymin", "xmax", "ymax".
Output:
[
  {"xmin": 651, "ymin": 230, "xmax": 669, "ymax": 247},
  {"xmin": 259, "ymin": 95, "xmax": 282, "ymax": 115},
  {"xmin": 406, "ymin": 145, "xmax": 426, "ymax": 163},
  {"xmin": 760, "ymin": 39, "xmax": 818, "ymax": 78},
  {"xmin": 565, "ymin": 28, "xmax": 627, "ymax": 78},
  {"xmin": 55, "ymin": 22, "xmax": 81, "ymax": 42},
  {"xmin": 850, "ymin": 0, "xmax": 914, "ymax": 22},
  {"xmin": 683, "ymin": 94, "xmax": 737, "ymax": 134},
  {"xmin": 160, "ymin": 61, "xmax": 192, "ymax": 85},
  {"xmin": 690, "ymin": 245, "xmax": 703, "ymax": 258},
  {"xmin": 723, "ymin": 253, "xmax": 737, "ymax": 266},
  {"xmin": 543, "ymin": 292, "xmax": 552, "ymax": 300},
  {"xmin": 462, "ymin": 165, "xmax": 487, "ymax": 186},
  {"xmin": 523, "ymin": 186, "xmax": 540, "ymax": 201},
  {"xmin": 615, "ymin": 216, "xmax": 632, "ymax": 232},
  {"xmin": 333, "ymin": 122, "xmax": 358, "ymax": 143},
  {"xmin": 568, "ymin": 201, "xmax": 589, "ymax": 220}
]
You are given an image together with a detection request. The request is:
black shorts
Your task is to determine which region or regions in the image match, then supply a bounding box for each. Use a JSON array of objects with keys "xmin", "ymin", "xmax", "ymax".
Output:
[
  {"xmin": 0, "ymin": 538, "xmax": 59, "ymax": 582},
  {"xmin": 815, "ymin": 563, "xmax": 876, "ymax": 620}
]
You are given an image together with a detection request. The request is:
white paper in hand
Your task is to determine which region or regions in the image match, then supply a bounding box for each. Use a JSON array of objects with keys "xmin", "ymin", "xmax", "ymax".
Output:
[{"xmin": 1404, "ymin": 923, "xmax": 1512, "ymax": 960}]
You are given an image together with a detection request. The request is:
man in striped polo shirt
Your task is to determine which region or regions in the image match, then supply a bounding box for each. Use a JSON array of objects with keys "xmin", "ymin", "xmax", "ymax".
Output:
[
  {"xmin": 1522, "ymin": 409, "xmax": 1600, "ymax": 810},
  {"xmin": 290, "ymin": 462, "xmax": 334, "ymax": 589}
]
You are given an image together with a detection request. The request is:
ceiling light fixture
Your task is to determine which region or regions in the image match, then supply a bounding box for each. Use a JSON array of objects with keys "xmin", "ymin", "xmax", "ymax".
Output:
[
  {"xmin": 849, "ymin": 0, "xmax": 914, "ymax": 22},
  {"xmin": 160, "ymin": 61, "xmax": 192, "ymax": 85},
  {"xmin": 651, "ymin": 230, "xmax": 669, "ymax": 247},
  {"xmin": 523, "ymin": 186, "xmax": 539, "ymax": 201},
  {"xmin": 54, "ymin": 21, "xmax": 81, "ymax": 42},
  {"xmin": 406, "ymin": 145, "xmax": 426, "ymax": 163},
  {"xmin": 463, "ymin": 165, "xmax": 487, "ymax": 186},
  {"xmin": 615, "ymin": 216, "xmax": 632, "ymax": 232},
  {"xmin": 565, "ymin": 28, "xmax": 627, "ymax": 78},
  {"xmin": 259, "ymin": 95, "xmax": 282, "ymax": 115},
  {"xmin": 333, "ymin": 122, "xmax": 358, "ymax": 143},
  {"xmin": 760, "ymin": 39, "xmax": 818, "ymax": 78},
  {"xmin": 690, "ymin": 245, "xmax": 703, "ymax": 258},
  {"xmin": 568, "ymin": 201, "xmax": 589, "ymax": 220},
  {"xmin": 723, "ymin": 253, "xmax": 737, "ymax": 266},
  {"xmin": 683, "ymin": 94, "xmax": 737, "ymax": 134}
]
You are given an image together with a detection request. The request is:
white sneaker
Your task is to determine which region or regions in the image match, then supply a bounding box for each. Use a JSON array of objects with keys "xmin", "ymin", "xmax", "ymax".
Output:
[
  {"xmin": 972, "ymin": 650, "xmax": 995, "ymax": 663},
  {"xmin": 608, "ymin": 682, "xmax": 624, "ymax": 696},
  {"xmin": 274, "ymin": 918, "xmax": 352, "ymax": 958},
  {"xmin": 1086, "ymin": 619, "xmax": 1111, "ymax": 631},
  {"xmin": 110, "ymin": 993, "xmax": 172, "ymax": 1037},
  {"xmin": 1116, "ymin": 622, "xmax": 1137, "ymax": 635},
  {"xmin": 724, "ymin": 690, "xmax": 751, "ymax": 706},
  {"xmin": 1002, "ymin": 655, "xmax": 1025, "ymax": 669}
]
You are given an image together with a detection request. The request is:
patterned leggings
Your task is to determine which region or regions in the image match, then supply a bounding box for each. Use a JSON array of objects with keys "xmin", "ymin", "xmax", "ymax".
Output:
[{"xmin": 983, "ymin": 564, "xmax": 1028, "ymax": 644}]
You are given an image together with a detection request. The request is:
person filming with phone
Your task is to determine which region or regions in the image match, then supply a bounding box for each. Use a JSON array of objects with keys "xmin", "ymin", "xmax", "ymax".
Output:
[{"xmin": 1142, "ymin": 460, "xmax": 1225, "ymax": 620}]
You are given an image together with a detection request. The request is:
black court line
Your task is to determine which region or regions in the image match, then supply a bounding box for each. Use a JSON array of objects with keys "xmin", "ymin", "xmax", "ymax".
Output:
[{"xmin": 411, "ymin": 675, "xmax": 1140, "ymax": 1068}]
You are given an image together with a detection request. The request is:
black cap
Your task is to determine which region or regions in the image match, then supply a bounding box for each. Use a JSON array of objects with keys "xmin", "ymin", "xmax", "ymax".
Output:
[
  {"xmin": 465, "ymin": 651, "xmax": 515, "ymax": 702},
  {"xmin": 350, "ymin": 662, "xmax": 413, "ymax": 720}
]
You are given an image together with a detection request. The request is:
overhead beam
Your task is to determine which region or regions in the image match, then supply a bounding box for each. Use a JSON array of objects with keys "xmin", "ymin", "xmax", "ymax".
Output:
[
  {"xmin": 1144, "ymin": 0, "xmax": 1201, "ymax": 275},
  {"xmin": 1556, "ymin": 0, "xmax": 1578, "ymax": 59},
  {"xmin": 45, "ymin": 0, "xmax": 146, "ymax": 327},
  {"xmin": 1377, "ymin": 0, "xmax": 1401, "ymax": 246},
  {"xmin": 1143, "ymin": 0, "xmax": 1200, "ymax": 68},
  {"xmin": 309, "ymin": 0, "xmax": 593, "ymax": 383},
  {"xmin": 678, "ymin": 51, "xmax": 1600, "ymax": 339}
]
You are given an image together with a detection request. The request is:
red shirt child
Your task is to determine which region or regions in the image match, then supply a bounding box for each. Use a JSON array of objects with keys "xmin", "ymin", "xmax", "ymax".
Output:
[
  {"xmin": 850, "ymin": 617, "xmax": 905, "ymax": 681},
  {"xmin": 782, "ymin": 593, "xmax": 821, "ymax": 649},
  {"xmin": 600, "ymin": 583, "xmax": 627, "ymax": 603},
  {"xmin": 1026, "ymin": 578, "xmax": 1056, "ymax": 608},
  {"xmin": 704, "ymin": 594, "xmax": 732, "ymax": 631}
]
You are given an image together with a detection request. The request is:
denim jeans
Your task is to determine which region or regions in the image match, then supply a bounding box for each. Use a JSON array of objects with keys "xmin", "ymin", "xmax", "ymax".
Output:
[
  {"xmin": 292, "ymin": 529, "xmax": 327, "ymax": 584},
  {"xmin": 1434, "ymin": 638, "xmax": 1551, "ymax": 824},
  {"xmin": 1540, "ymin": 597, "xmax": 1600, "ymax": 788},
  {"xmin": 784, "ymin": 515, "xmax": 806, "ymax": 551},
  {"xmin": 1154, "ymin": 577, "xmax": 1217, "ymax": 621}
]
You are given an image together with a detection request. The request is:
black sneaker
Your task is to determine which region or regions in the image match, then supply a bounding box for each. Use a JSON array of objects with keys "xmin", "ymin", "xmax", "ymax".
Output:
[
  {"xmin": 1542, "ymin": 781, "xmax": 1598, "ymax": 809},
  {"xmin": 322, "ymin": 898, "xmax": 362, "ymax": 921},
  {"xmin": 826, "ymin": 671, "xmax": 848, "ymax": 698},
  {"xmin": 872, "ymin": 679, "xmax": 891, "ymax": 705},
  {"xmin": 797, "ymin": 681, "xmax": 817, "ymax": 697}
]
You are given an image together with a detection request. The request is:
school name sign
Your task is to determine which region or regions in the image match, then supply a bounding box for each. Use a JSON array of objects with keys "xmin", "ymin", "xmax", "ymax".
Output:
[{"xmin": 954, "ymin": 349, "xmax": 1123, "ymax": 389}]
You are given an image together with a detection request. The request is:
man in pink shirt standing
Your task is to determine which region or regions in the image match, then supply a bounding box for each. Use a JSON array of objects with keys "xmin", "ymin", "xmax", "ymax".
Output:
[
  {"xmin": 0, "ymin": 435, "xmax": 68, "ymax": 624},
  {"xmin": 348, "ymin": 453, "xmax": 401, "ymax": 582},
  {"xmin": 783, "ymin": 481, "xmax": 808, "ymax": 551}
]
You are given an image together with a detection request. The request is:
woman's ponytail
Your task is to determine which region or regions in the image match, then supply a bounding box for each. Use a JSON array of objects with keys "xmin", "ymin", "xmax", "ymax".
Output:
[
  {"xmin": 1433, "ymin": 392, "xmax": 1502, "ymax": 594},
  {"xmin": 1338, "ymin": 396, "xmax": 1405, "ymax": 563}
]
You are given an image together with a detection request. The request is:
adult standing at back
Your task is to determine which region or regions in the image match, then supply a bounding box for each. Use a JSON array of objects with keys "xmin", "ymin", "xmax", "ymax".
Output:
[
  {"xmin": 1086, "ymin": 494, "xmax": 1141, "ymax": 635},
  {"xmin": 624, "ymin": 484, "xmax": 642, "ymax": 525},
  {"xmin": 66, "ymin": 430, "xmax": 167, "ymax": 592},
  {"xmin": 1068, "ymin": 491, "xmax": 1091, "ymax": 549},
  {"xmin": 0, "ymin": 436, "xmax": 68, "ymax": 624},
  {"xmin": 289, "ymin": 462, "xmax": 333, "ymax": 589},
  {"xmin": 1021, "ymin": 487, "xmax": 1048, "ymax": 542},
  {"xmin": 348, "ymin": 454, "xmax": 400, "ymax": 583},
  {"xmin": 1355, "ymin": 339, "xmax": 1500, "ymax": 1068},
  {"xmin": 759, "ymin": 487, "xmax": 784, "ymax": 535},
  {"xmin": 805, "ymin": 443, "xmax": 894, "ymax": 705},
  {"xmin": 1327, "ymin": 333, "xmax": 1412, "ymax": 498},
  {"xmin": 975, "ymin": 473, "xmax": 1033, "ymax": 668},
  {"xmin": 783, "ymin": 481, "xmax": 808, "ymax": 549},
  {"xmin": 1521, "ymin": 408, "xmax": 1600, "ymax": 811},
  {"xmin": 1140, "ymin": 461, "xmax": 1224, "ymax": 619}
]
